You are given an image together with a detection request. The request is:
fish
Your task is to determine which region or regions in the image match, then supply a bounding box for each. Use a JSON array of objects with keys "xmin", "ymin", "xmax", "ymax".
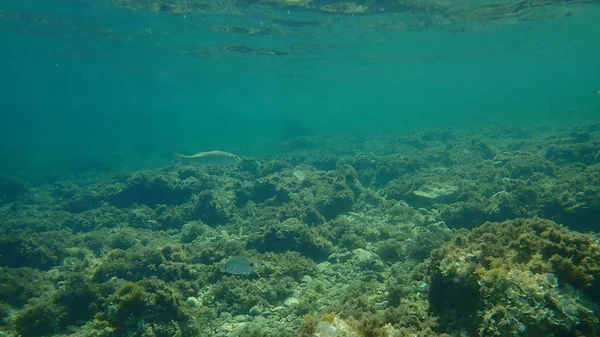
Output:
[
  {"xmin": 224, "ymin": 256, "xmax": 255, "ymax": 276},
  {"xmin": 174, "ymin": 151, "xmax": 241, "ymax": 167}
]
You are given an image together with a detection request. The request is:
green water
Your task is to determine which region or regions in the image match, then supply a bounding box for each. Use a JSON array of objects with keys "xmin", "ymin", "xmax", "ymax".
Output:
[{"xmin": 1, "ymin": 0, "xmax": 599, "ymax": 180}]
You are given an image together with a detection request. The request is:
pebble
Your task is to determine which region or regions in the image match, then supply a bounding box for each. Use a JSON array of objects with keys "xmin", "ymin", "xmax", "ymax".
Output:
[
  {"xmin": 368, "ymin": 259, "xmax": 386, "ymax": 272},
  {"xmin": 316, "ymin": 262, "xmax": 331, "ymax": 273},
  {"xmin": 283, "ymin": 297, "xmax": 300, "ymax": 307},
  {"xmin": 375, "ymin": 300, "xmax": 390, "ymax": 309},
  {"xmin": 186, "ymin": 297, "xmax": 200, "ymax": 307},
  {"xmin": 293, "ymin": 170, "xmax": 306, "ymax": 182},
  {"xmin": 417, "ymin": 282, "xmax": 430, "ymax": 292},
  {"xmin": 301, "ymin": 275, "xmax": 313, "ymax": 283},
  {"xmin": 328, "ymin": 251, "xmax": 353, "ymax": 263},
  {"xmin": 249, "ymin": 305, "xmax": 263, "ymax": 316},
  {"xmin": 233, "ymin": 314, "xmax": 251, "ymax": 322},
  {"xmin": 353, "ymin": 248, "xmax": 381, "ymax": 269},
  {"xmin": 271, "ymin": 306, "xmax": 285, "ymax": 313}
]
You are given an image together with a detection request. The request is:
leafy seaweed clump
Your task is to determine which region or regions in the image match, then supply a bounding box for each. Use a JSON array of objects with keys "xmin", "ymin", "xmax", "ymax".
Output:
[{"xmin": 429, "ymin": 217, "xmax": 600, "ymax": 336}]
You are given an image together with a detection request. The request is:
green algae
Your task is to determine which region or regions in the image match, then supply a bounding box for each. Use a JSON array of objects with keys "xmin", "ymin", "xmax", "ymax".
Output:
[
  {"xmin": 248, "ymin": 218, "xmax": 334, "ymax": 260},
  {"xmin": 0, "ymin": 122, "xmax": 600, "ymax": 337},
  {"xmin": 13, "ymin": 274, "xmax": 101, "ymax": 337},
  {"xmin": 429, "ymin": 217, "xmax": 600, "ymax": 336}
]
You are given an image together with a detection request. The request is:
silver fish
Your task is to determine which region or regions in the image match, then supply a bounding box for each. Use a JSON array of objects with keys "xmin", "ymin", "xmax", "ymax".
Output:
[
  {"xmin": 174, "ymin": 151, "xmax": 241, "ymax": 167},
  {"xmin": 224, "ymin": 256, "xmax": 255, "ymax": 276}
]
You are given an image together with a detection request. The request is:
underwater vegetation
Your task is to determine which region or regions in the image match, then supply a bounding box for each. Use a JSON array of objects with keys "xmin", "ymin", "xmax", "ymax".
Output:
[
  {"xmin": 429, "ymin": 217, "xmax": 600, "ymax": 336},
  {"xmin": 0, "ymin": 121, "xmax": 599, "ymax": 336}
]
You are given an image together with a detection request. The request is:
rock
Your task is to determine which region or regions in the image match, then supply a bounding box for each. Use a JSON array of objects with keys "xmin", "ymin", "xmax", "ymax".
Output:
[
  {"xmin": 283, "ymin": 297, "xmax": 300, "ymax": 307},
  {"xmin": 249, "ymin": 305, "xmax": 263, "ymax": 316},
  {"xmin": 293, "ymin": 170, "xmax": 306, "ymax": 182},
  {"xmin": 411, "ymin": 182, "xmax": 459, "ymax": 205},
  {"xmin": 270, "ymin": 306, "xmax": 285, "ymax": 313},
  {"xmin": 316, "ymin": 262, "xmax": 332, "ymax": 273},
  {"xmin": 352, "ymin": 248, "xmax": 382, "ymax": 270},
  {"xmin": 233, "ymin": 314, "xmax": 251, "ymax": 322},
  {"xmin": 185, "ymin": 296, "xmax": 200, "ymax": 307},
  {"xmin": 327, "ymin": 251, "xmax": 353, "ymax": 263}
]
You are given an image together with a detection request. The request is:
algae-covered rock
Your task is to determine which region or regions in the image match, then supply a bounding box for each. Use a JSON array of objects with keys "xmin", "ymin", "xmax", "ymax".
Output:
[
  {"xmin": 180, "ymin": 220, "xmax": 210, "ymax": 243},
  {"xmin": 3, "ymin": 121, "xmax": 600, "ymax": 337},
  {"xmin": 316, "ymin": 186, "xmax": 355, "ymax": 220},
  {"xmin": 248, "ymin": 218, "xmax": 333, "ymax": 261},
  {"xmin": 0, "ymin": 268, "xmax": 50, "ymax": 307},
  {"xmin": 373, "ymin": 155, "xmax": 423, "ymax": 188},
  {"xmin": 13, "ymin": 299, "xmax": 62, "ymax": 337},
  {"xmin": 157, "ymin": 190, "xmax": 236, "ymax": 228},
  {"xmin": 13, "ymin": 273, "xmax": 101, "ymax": 337},
  {"xmin": 0, "ymin": 231, "xmax": 68, "ymax": 269},
  {"xmin": 493, "ymin": 150, "xmax": 556, "ymax": 179},
  {"xmin": 109, "ymin": 170, "xmax": 195, "ymax": 207},
  {"xmin": 429, "ymin": 217, "xmax": 600, "ymax": 336},
  {"xmin": 410, "ymin": 182, "xmax": 459, "ymax": 206},
  {"xmin": 257, "ymin": 251, "xmax": 317, "ymax": 281}
]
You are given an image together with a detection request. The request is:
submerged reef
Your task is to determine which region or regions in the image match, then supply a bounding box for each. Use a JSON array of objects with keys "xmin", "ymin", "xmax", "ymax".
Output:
[
  {"xmin": 0, "ymin": 121, "xmax": 599, "ymax": 336},
  {"xmin": 429, "ymin": 217, "xmax": 600, "ymax": 336}
]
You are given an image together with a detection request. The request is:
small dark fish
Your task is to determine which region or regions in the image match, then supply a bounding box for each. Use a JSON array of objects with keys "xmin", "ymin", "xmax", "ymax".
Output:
[{"xmin": 224, "ymin": 256, "xmax": 255, "ymax": 276}]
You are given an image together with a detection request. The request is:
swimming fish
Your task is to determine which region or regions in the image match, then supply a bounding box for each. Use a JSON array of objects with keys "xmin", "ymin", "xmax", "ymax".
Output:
[
  {"xmin": 224, "ymin": 256, "xmax": 255, "ymax": 276},
  {"xmin": 174, "ymin": 151, "xmax": 241, "ymax": 167}
]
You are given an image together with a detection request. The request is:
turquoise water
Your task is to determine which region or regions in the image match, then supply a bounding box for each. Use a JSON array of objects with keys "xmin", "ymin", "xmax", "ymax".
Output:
[
  {"xmin": 2, "ymin": 3, "xmax": 600, "ymax": 336},
  {"xmin": 1, "ymin": 0, "xmax": 599, "ymax": 180}
]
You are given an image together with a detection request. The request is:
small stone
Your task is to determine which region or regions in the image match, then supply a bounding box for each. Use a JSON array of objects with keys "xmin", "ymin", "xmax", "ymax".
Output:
[
  {"xmin": 293, "ymin": 170, "xmax": 306, "ymax": 182},
  {"xmin": 375, "ymin": 300, "xmax": 390, "ymax": 309},
  {"xmin": 411, "ymin": 183, "xmax": 458, "ymax": 205},
  {"xmin": 270, "ymin": 306, "xmax": 285, "ymax": 313},
  {"xmin": 353, "ymin": 248, "xmax": 381, "ymax": 269},
  {"xmin": 324, "ymin": 268, "xmax": 338, "ymax": 276},
  {"xmin": 368, "ymin": 260, "xmax": 386, "ymax": 272},
  {"xmin": 233, "ymin": 314, "xmax": 251, "ymax": 322},
  {"xmin": 328, "ymin": 251, "xmax": 353, "ymax": 263},
  {"xmin": 186, "ymin": 297, "xmax": 200, "ymax": 307},
  {"xmin": 249, "ymin": 305, "xmax": 263, "ymax": 316},
  {"xmin": 283, "ymin": 297, "xmax": 300, "ymax": 307},
  {"xmin": 417, "ymin": 282, "xmax": 430, "ymax": 292},
  {"xmin": 316, "ymin": 262, "xmax": 331, "ymax": 273}
]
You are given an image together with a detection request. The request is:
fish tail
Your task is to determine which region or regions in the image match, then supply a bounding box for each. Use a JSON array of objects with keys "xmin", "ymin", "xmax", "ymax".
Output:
[{"xmin": 174, "ymin": 153, "xmax": 187, "ymax": 166}]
